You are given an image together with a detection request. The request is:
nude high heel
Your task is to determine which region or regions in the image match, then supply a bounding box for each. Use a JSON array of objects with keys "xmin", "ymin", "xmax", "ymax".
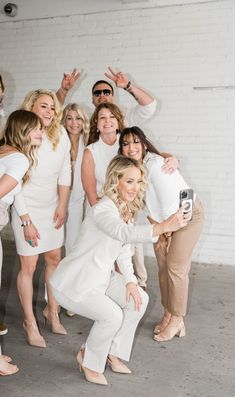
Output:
[
  {"xmin": 154, "ymin": 312, "xmax": 171, "ymax": 334},
  {"xmin": 107, "ymin": 356, "xmax": 131, "ymax": 374},
  {"xmin": 154, "ymin": 317, "xmax": 185, "ymax": 342},
  {"xmin": 42, "ymin": 307, "xmax": 67, "ymax": 335},
  {"xmin": 77, "ymin": 349, "xmax": 108, "ymax": 386},
  {"xmin": 23, "ymin": 320, "xmax": 46, "ymax": 348}
]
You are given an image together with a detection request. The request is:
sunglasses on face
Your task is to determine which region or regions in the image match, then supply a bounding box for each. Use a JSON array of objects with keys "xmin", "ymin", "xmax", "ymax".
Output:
[{"xmin": 93, "ymin": 89, "xmax": 112, "ymax": 97}]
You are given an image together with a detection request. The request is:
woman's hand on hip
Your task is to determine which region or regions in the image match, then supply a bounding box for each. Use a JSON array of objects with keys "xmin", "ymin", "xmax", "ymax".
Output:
[
  {"xmin": 126, "ymin": 283, "xmax": 142, "ymax": 311},
  {"xmin": 23, "ymin": 224, "xmax": 40, "ymax": 247}
]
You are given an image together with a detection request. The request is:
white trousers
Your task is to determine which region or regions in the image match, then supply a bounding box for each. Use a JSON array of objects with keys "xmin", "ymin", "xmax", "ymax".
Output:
[
  {"xmin": 64, "ymin": 197, "xmax": 85, "ymax": 255},
  {"xmin": 0, "ymin": 200, "xmax": 9, "ymax": 355},
  {"xmin": 133, "ymin": 243, "xmax": 148, "ymax": 287},
  {"xmin": 52, "ymin": 272, "xmax": 148, "ymax": 372}
]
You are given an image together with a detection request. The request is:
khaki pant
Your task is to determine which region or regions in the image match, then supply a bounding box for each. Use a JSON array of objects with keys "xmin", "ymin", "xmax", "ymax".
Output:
[{"xmin": 154, "ymin": 198, "xmax": 204, "ymax": 317}]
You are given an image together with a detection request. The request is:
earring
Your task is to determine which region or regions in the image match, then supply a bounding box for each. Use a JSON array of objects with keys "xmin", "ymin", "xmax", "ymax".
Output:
[{"xmin": 97, "ymin": 128, "xmax": 100, "ymax": 134}]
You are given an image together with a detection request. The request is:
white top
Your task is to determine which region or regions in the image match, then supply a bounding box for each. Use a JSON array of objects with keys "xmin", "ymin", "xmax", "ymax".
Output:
[
  {"xmin": 144, "ymin": 152, "xmax": 191, "ymax": 222},
  {"xmin": 124, "ymin": 99, "xmax": 157, "ymax": 127},
  {"xmin": 50, "ymin": 196, "xmax": 153, "ymax": 303},
  {"xmin": 69, "ymin": 137, "xmax": 85, "ymax": 203},
  {"xmin": 0, "ymin": 152, "xmax": 29, "ymax": 204},
  {"xmin": 87, "ymin": 136, "xmax": 119, "ymax": 196}
]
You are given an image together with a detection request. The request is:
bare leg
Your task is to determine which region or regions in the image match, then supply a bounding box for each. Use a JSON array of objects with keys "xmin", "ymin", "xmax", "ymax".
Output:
[
  {"xmin": 43, "ymin": 248, "xmax": 66, "ymax": 335},
  {"xmin": 17, "ymin": 255, "xmax": 46, "ymax": 347},
  {"xmin": 17, "ymin": 255, "xmax": 38, "ymax": 322}
]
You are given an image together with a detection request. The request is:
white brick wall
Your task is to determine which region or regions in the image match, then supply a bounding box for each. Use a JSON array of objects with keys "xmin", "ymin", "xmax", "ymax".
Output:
[{"xmin": 0, "ymin": 0, "xmax": 234, "ymax": 265}]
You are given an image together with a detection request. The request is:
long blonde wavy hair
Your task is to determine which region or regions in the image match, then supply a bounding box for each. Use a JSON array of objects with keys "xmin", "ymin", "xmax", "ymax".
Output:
[
  {"xmin": 20, "ymin": 89, "xmax": 62, "ymax": 150},
  {"xmin": 0, "ymin": 110, "xmax": 42, "ymax": 183},
  {"xmin": 103, "ymin": 155, "xmax": 147, "ymax": 223},
  {"xmin": 61, "ymin": 103, "xmax": 90, "ymax": 147},
  {"xmin": 88, "ymin": 103, "xmax": 125, "ymax": 145}
]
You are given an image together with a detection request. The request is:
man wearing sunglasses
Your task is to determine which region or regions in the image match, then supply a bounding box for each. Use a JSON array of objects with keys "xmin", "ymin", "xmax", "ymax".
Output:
[{"xmin": 57, "ymin": 66, "xmax": 157, "ymax": 127}]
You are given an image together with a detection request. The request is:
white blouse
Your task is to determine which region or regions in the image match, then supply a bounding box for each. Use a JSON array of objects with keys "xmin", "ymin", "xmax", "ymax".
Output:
[{"xmin": 0, "ymin": 152, "xmax": 29, "ymax": 204}]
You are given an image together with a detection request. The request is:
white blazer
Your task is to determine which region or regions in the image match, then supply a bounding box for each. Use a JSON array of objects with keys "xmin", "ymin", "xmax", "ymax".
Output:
[{"xmin": 50, "ymin": 196, "xmax": 153, "ymax": 303}]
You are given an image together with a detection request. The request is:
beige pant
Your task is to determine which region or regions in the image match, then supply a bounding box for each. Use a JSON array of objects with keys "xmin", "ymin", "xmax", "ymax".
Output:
[{"xmin": 154, "ymin": 198, "xmax": 204, "ymax": 317}]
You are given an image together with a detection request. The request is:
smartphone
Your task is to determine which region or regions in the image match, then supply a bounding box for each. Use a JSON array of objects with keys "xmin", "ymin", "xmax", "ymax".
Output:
[{"xmin": 179, "ymin": 188, "xmax": 194, "ymax": 221}]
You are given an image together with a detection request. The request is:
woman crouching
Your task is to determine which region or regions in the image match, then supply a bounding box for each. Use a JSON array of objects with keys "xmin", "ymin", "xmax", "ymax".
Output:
[{"xmin": 50, "ymin": 155, "xmax": 188, "ymax": 386}]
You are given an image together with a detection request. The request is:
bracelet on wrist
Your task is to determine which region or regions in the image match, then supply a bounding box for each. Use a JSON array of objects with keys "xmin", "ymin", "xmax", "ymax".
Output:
[
  {"xmin": 124, "ymin": 81, "xmax": 131, "ymax": 91},
  {"xmin": 21, "ymin": 220, "xmax": 32, "ymax": 227}
]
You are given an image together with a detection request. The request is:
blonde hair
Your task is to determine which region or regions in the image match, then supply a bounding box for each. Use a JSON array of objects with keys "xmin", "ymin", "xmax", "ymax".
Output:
[
  {"xmin": 103, "ymin": 155, "xmax": 147, "ymax": 222},
  {"xmin": 20, "ymin": 89, "xmax": 62, "ymax": 150},
  {"xmin": 0, "ymin": 110, "xmax": 41, "ymax": 183},
  {"xmin": 61, "ymin": 103, "xmax": 90, "ymax": 146},
  {"xmin": 88, "ymin": 103, "xmax": 125, "ymax": 145}
]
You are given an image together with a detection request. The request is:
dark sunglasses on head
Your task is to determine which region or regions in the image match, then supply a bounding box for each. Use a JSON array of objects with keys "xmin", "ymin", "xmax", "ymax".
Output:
[{"xmin": 93, "ymin": 89, "xmax": 112, "ymax": 97}]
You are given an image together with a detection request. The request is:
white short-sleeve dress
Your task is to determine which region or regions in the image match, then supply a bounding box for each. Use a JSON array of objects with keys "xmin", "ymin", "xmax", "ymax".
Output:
[{"xmin": 11, "ymin": 127, "xmax": 71, "ymax": 256}]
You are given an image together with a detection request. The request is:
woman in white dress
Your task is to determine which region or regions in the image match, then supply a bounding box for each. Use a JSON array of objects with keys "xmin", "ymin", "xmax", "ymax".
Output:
[
  {"xmin": 11, "ymin": 90, "xmax": 71, "ymax": 348},
  {"xmin": 0, "ymin": 109, "xmax": 42, "ymax": 375},
  {"xmin": 119, "ymin": 126, "xmax": 204, "ymax": 342},
  {"xmin": 62, "ymin": 103, "xmax": 89, "ymax": 255},
  {"xmin": 50, "ymin": 155, "xmax": 188, "ymax": 386}
]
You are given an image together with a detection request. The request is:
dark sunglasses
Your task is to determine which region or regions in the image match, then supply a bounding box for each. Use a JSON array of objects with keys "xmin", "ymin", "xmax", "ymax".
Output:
[{"xmin": 93, "ymin": 89, "xmax": 112, "ymax": 97}]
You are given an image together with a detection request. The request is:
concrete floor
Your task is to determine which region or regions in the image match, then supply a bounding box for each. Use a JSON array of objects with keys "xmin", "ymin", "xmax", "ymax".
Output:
[{"xmin": 0, "ymin": 239, "xmax": 235, "ymax": 397}]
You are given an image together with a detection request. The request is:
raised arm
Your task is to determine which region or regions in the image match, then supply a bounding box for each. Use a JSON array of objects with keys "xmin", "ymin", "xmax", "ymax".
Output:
[
  {"xmin": 81, "ymin": 148, "xmax": 98, "ymax": 206},
  {"xmin": 104, "ymin": 66, "xmax": 155, "ymax": 106},
  {"xmin": 56, "ymin": 68, "xmax": 80, "ymax": 106}
]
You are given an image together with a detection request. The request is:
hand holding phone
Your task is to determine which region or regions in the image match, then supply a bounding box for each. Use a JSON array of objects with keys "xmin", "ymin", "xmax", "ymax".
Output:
[{"xmin": 179, "ymin": 189, "xmax": 194, "ymax": 221}]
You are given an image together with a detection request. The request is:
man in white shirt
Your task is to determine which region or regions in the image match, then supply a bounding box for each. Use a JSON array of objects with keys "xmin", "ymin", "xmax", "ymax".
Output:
[{"xmin": 56, "ymin": 66, "xmax": 157, "ymax": 126}]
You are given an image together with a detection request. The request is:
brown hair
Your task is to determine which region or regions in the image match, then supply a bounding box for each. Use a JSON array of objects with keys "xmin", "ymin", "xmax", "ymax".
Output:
[
  {"xmin": 0, "ymin": 110, "xmax": 42, "ymax": 183},
  {"xmin": 88, "ymin": 103, "xmax": 125, "ymax": 145}
]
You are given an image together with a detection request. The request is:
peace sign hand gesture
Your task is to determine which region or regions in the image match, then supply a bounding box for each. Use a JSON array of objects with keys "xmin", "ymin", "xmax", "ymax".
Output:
[{"xmin": 104, "ymin": 66, "xmax": 129, "ymax": 88}]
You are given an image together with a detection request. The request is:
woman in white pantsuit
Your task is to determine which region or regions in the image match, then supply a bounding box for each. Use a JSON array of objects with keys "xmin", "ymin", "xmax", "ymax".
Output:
[
  {"xmin": 50, "ymin": 155, "xmax": 189, "ymax": 386},
  {"xmin": 0, "ymin": 109, "xmax": 42, "ymax": 375}
]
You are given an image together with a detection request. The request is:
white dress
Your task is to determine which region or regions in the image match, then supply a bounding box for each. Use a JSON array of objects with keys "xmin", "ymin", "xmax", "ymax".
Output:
[
  {"xmin": 64, "ymin": 138, "xmax": 85, "ymax": 254},
  {"xmin": 86, "ymin": 136, "xmax": 119, "ymax": 197},
  {"xmin": 11, "ymin": 128, "xmax": 71, "ymax": 256}
]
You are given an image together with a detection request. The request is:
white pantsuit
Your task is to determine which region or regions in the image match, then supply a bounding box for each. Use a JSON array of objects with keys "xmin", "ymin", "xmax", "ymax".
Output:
[
  {"xmin": 53, "ymin": 272, "xmax": 148, "ymax": 372},
  {"xmin": 50, "ymin": 196, "xmax": 154, "ymax": 372}
]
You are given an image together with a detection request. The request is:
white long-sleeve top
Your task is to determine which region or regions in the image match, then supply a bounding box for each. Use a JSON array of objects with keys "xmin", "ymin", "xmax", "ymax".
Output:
[
  {"xmin": 124, "ymin": 99, "xmax": 157, "ymax": 127},
  {"xmin": 144, "ymin": 152, "xmax": 192, "ymax": 222},
  {"xmin": 50, "ymin": 196, "xmax": 154, "ymax": 303}
]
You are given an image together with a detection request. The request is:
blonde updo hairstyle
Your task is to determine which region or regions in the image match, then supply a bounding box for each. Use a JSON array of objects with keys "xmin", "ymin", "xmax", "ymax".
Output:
[
  {"xmin": 61, "ymin": 103, "xmax": 90, "ymax": 146},
  {"xmin": 21, "ymin": 89, "xmax": 62, "ymax": 150},
  {"xmin": 103, "ymin": 155, "xmax": 147, "ymax": 223},
  {"xmin": 0, "ymin": 109, "xmax": 42, "ymax": 183}
]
